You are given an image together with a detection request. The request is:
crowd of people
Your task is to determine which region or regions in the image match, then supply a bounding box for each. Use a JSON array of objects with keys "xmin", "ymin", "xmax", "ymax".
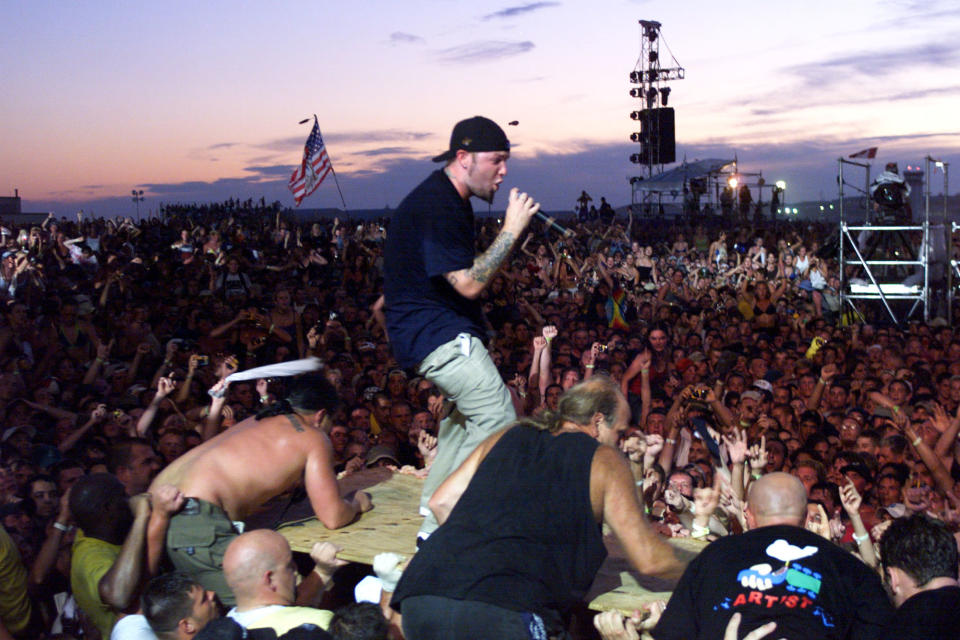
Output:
[{"xmin": 0, "ymin": 185, "xmax": 957, "ymax": 639}]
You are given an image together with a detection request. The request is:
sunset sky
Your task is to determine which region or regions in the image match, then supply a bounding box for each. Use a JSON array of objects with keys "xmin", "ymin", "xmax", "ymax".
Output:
[{"xmin": 3, "ymin": 0, "xmax": 958, "ymax": 217}]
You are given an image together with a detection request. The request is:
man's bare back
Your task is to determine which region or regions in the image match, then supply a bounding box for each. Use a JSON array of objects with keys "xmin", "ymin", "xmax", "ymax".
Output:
[{"xmin": 153, "ymin": 411, "xmax": 365, "ymax": 528}]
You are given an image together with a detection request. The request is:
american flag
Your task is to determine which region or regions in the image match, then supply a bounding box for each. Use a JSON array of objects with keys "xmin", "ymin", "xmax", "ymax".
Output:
[
  {"xmin": 288, "ymin": 117, "xmax": 332, "ymax": 206},
  {"xmin": 849, "ymin": 147, "xmax": 878, "ymax": 159}
]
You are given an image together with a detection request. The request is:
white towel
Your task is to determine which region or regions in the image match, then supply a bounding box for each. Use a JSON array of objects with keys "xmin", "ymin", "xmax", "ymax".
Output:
[{"xmin": 224, "ymin": 357, "xmax": 323, "ymax": 384}]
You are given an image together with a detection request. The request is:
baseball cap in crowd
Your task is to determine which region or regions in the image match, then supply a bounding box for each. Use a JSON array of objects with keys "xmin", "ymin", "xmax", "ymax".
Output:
[
  {"xmin": 753, "ymin": 380, "xmax": 773, "ymax": 393},
  {"xmin": 432, "ymin": 116, "xmax": 510, "ymax": 163},
  {"xmin": 741, "ymin": 390, "xmax": 763, "ymax": 403},
  {"xmin": 366, "ymin": 445, "xmax": 400, "ymax": 468}
]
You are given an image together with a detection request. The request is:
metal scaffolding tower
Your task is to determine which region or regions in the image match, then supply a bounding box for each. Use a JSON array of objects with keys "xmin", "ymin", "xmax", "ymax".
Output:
[
  {"xmin": 838, "ymin": 155, "xmax": 950, "ymax": 324},
  {"xmin": 629, "ymin": 20, "xmax": 684, "ymax": 211}
]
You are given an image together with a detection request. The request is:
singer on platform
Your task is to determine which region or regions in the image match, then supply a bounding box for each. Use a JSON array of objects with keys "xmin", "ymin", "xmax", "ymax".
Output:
[{"xmin": 383, "ymin": 115, "xmax": 541, "ymax": 538}]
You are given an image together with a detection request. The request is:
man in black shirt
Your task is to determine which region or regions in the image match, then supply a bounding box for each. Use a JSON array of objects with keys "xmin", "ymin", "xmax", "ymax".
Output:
[
  {"xmin": 391, "ymin": 377, "xmax": 684, "ymax": 639},
  {"xmin": 382, "ymin": 116, "xmax": 541, "ymax": 538},
  {"xmin": 653, "ymin": 472, "xmax": 892, "ymax": 640},
  {"xmin": 878, "ymin": 513, "xmax": 960, "ymax": 640}
]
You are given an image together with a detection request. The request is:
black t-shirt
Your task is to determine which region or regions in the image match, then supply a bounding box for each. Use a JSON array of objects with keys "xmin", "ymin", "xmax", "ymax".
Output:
[
  {"xmin": 383, "ymin": 170, "xmax": 486, "ymax": 369},
  {"xmin": 881, "ymin": 586, "xmax": 960, "ymax": 640},
  {"xmin": 653, "ymin": 524, "xmax": 893, "ymax": 640},
  {"xmin": 392, "ymin": 426, "xmax": 606, "ymax": 628}
]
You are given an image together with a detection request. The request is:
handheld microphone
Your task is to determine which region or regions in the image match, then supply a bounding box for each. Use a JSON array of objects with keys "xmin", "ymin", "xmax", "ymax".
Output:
[{"xmin": 534, "ymin": 211, "xmax": 574, "ymax": 237}]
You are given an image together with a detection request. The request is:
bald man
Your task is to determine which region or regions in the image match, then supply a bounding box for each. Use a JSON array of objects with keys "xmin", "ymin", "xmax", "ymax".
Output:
[
  {"xmin": 222, "ymin": 530, "xmax": 342, "ymax": 635},
  {"xmin": 653, "ymin": 473, "xmax": 893, "ymax": 640}
]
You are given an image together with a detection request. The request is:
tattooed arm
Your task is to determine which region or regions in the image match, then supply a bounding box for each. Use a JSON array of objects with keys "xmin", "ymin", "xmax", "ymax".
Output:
[{"xmin": 445, "ymin": 187, "xmax": 541, "ymax": 299}]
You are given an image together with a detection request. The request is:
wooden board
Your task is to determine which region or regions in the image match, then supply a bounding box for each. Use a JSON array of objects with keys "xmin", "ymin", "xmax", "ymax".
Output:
[
  {"xmin": 277, "ymin": 469, "xmax": 423, "ymax": 564},
  {"xmin": 274, "ymin": 468, "xmax": 707, "ymax": 615},
  {"xmin": 586, "ymin": 535, "xmax": 708, "ymax": 614}
]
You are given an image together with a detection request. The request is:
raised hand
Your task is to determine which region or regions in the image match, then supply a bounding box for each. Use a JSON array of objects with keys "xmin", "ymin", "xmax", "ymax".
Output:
[
  {"xmin": 533, "ymin": 336, "xmax": 547, "ymax": 352},
  {"xmin": 722, "ymin": 429, "xmax": 749, "ymax": 465},
  {"xmin": 644, "ymin": 434, "xmax": 664, "ymax": 459},
  {"xmin": 637, "ymin": 350, "xmax": 652, "ymax": 371},
  {"xmin": 91, "ymin": 404, "xmax": 108, "ymax": 422},
  {"xmin": 542, "ymin": 325, "xmax": 558, "ymax": 341},
  {"xmin": 747, "ymin": 435, "xmax": 768, "ymax": 474},
  {"xmin": 820, "ymin": 362, "xmax": 838, "ymax": 382},
  {"xmin": 156, "ymin": 376, "xmax": 177, "ymax": 399},
  {"xmin": 620, "ymin": 435, "xmax": 646, "ymax": 464},
  {"xmin": 839, "ymin": 479, "xmax": 862, "ymax": 517},
  {"xmin": 418, "ymin": 430, "xmax": 438, "ymax": 462}
]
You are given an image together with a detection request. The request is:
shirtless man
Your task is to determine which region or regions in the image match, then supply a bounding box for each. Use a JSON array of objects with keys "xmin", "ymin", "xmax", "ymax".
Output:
[{"xmin": 151, "ymin": 371, "xmax": 371, "ymax": 606}]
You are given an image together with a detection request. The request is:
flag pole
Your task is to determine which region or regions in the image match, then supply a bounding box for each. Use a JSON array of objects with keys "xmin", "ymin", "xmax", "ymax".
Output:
[{"xmin": 314, "ymin": 115, "xmax": 349, "ymax": 213}]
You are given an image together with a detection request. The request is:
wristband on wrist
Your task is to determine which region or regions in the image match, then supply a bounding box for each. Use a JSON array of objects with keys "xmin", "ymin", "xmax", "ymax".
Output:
[
  {"xmin": 53, "ymin": 522, "xmax": 72, "ymax": 533},
  {"xmin": 666, "ymin": 438, "xmax": 676, "ymax": 445},
  {"xmin": 852, "ymin": 531, "xmax": 870, "ymax": 544},
  {"xmin": 751, "ymin": 472, "xmax": 763, "ymax": 480},
  {"xmin": 912, "ymin": 436, "xmax": 922, "ymax": 447},
  {"xmin": 585, "ymin": 364, "xmax": 595, "ymax": 369},
  {"xmin": 641, "ymin": 368, "xmax": 650, "ymax": 373},
  {"xmin": 260, "ymin": 395, "xmax": 270, "ymax": 403},
  {"xmin": 892, "ymin": 405, "xmax": 900, "ymax": 413}
]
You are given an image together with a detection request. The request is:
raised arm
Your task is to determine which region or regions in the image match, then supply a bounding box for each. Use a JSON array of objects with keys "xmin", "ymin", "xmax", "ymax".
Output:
[
  {"xmin": 597, "ymin": 446, "xmax": 686, "ymax": 581},
  {"xmin": 99, "ymin": 494, "xmax": 151, "ymax": 610},
  {"xmin": 444, "ymin": 188, "xmax": 540, "ymax": 299}
]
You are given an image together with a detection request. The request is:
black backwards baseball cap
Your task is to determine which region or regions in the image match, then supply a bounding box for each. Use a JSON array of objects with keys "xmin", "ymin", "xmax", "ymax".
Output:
[{"xmin": 432, "ymin": 116, "xmax": 510, "ymax": 162}]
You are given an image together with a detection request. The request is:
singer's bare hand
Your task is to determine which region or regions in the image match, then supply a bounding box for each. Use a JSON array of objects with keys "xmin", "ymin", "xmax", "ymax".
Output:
[{"xmin": 503, "ymin": 188, "xmax": 541, "ymax": 235}]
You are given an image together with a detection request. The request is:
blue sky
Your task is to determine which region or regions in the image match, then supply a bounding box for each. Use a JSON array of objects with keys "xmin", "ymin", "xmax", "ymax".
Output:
[{"xmin": 2, "ymin": 0, "xmax": 958, "ymax": 217}]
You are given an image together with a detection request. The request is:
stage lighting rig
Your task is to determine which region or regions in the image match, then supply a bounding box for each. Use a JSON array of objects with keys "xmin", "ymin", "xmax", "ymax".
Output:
[{"xmin": 629, "ymin": 18, "xmax": 685, "ymax": 193}]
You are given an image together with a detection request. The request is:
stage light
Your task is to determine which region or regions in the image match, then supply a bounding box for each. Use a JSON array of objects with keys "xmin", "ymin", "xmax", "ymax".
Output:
[
  {"xmin": 820, "ymin": 205, "xmax": 824, "ymax": 211},
  {"xmin": 629, "ymin": 71, "xmax": 642, "ymax": 83},
  {"xmin": 646, "ymin": 87, "xmax": 657, "ymax": 107},
  {"xmin": 936, "ymin": 161, "xmax": 944, "ymax": 168},
  {"xmin": 630, "ymin": 132, "xmax": 642, "ymax": 142},
  {"xmin": 660, "ymin": 87, "xmax": 671, "ymax": 106},
  {"xmin": 728, "ymin": 177, "xmax": 738, "ymax": 189},
  {"xmin": 630, "ymin": 88, "xmax": 643, "ymax": 98},
  {"xmin": 630, "ymin": 111, "xmax": 643, "ymax": 120},
  {"xmin": 829, "ymin": 204, "xmax": 834, "ymax": 210},
  {"xmin": 775, "ymin": 180, "xmax": 786, "ymax": 190},
  {"xmin": 630, "ymin": 154, "xmax": 643, "ymax": 164},
  {"xmin": 648, "ymin": 51, "xmax": 658, "ymax": 63}
]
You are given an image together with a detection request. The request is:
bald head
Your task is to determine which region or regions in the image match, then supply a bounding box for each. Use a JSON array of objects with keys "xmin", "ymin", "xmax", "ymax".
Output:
[
  {"xmin": 747, "ymin": 472, "xmax": 807, "ymax": 527},
  {"xmin": 223, "ymin": 530, "xmax": 293, "ymax": 607}
]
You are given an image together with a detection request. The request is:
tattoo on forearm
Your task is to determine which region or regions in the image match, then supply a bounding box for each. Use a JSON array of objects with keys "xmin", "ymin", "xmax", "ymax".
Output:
[{"xmin": 469, "ymin": 231, "xmax": 516, "ymax": 284}]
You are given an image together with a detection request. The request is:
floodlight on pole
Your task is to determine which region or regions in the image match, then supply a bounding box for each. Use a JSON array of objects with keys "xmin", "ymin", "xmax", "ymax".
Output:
[{"xmin": 728, "ymin": 177, "xmax": 738, "ymax": 189}]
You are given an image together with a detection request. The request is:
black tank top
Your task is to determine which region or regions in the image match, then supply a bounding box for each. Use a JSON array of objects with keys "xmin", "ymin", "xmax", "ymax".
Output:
[{"xmin": 393, "ymin": 426, "xmax": 606, "ymax": 626}]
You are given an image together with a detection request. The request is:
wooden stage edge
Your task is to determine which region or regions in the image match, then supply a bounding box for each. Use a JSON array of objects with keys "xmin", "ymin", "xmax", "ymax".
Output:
[{"xmin": 275, "ymin": 469, "xmax": 706, "ymax": 614}]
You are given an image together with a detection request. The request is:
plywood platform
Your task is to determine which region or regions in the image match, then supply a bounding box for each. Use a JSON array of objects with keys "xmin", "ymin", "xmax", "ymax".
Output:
[
  {"xmin": 274, "ymin": 468, "xmax": 706, "ymax": 615},
  {"xmin": 277, "ymin": 469, "xmax": 422, "ymax": 564}
]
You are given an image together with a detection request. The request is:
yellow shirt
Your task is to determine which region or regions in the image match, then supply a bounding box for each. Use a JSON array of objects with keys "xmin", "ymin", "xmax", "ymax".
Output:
[
  {"xmin": 71, "ymin": 530, "xmax": 122, "ymax": 639},
  {"xmin": 0, "ymin": 526, "xmax": 31, "ymax": 635}
]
